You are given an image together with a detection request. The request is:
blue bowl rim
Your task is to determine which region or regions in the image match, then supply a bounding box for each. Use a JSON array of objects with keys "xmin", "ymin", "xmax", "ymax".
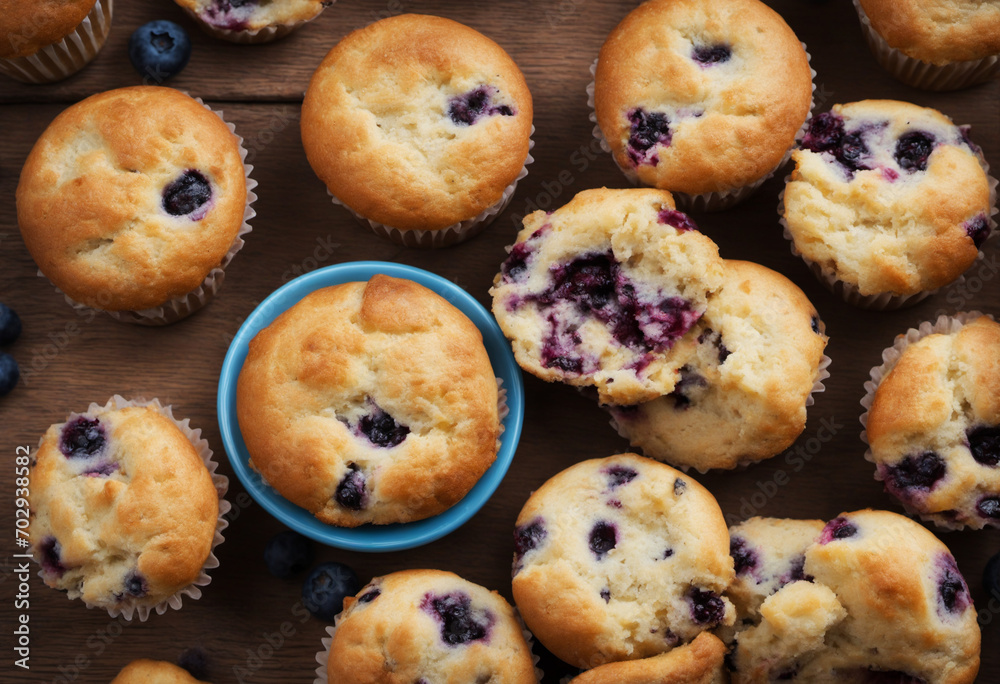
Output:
[{"xmin": 217, "ymin": 261, "xmax": 524, "ymax": 552}]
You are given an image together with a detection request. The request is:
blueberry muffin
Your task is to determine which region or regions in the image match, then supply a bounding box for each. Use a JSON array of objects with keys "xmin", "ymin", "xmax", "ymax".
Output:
[
  {"xmin": 112, "ymin": 659, "xmax": 209, "ymax": 683},
  {"xmin": 865, "ymin": 315, "xmax": 1000, "ymax": 530},
  {"xmin": 609, "ymin": 260, "xmax": 828, "ymax": 471},
  {"xmin": 567, "ymin": 633, "xmax": 727, "ymax": 684},
  {"xmin": 593, "ymin": 0, "xmax": 812, "ymax": 208},
  {"xmin": 782, "ymin": 100, "xmax": 993, "ymax": 308},
  {"xmin": 17, "ymin": 86, "xmax": 251, "ymax": 323},
  {"xmin": 29, "ymin": 402, "xmax": 221, "ymax": 615},
  {"xmin": 0, "ymin": 0, "xmax": 112, "ymax": 83},
  {"xmin": 326, "ymin": 569, "xmax": 538, "ymax": 684},
  {"xmin": 237, "ymin": 275, "xmax": 501, "ymax": 527},
  {"xmin": 511, "ymin": 454, "xmax": 735, "ymax": 669},
  {"xmin": 173, "ymin": 0, "xmax": 332, "ymax": 43},
  {"xmin": 491, "ymin": 188, "xmax": 725, "ymax": 406},
  {"xmin": 301, "ymin": 14, "xmax": 533, "ymax": 245},
  {"xmin": 726, "ymin": 510, "xmax": 980, "ymax": 683},
  {"xmin": 854, "ymin": 0, "xmax": 1000, "ymax": 90}
]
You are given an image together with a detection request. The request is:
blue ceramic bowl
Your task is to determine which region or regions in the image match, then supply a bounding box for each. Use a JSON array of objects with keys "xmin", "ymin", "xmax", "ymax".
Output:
[{"xmin": 217, "ymin": 262, "xmax": 524, "ymax": 552}]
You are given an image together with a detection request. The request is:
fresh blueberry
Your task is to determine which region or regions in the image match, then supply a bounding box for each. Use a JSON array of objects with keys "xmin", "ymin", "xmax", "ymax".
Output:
[
  {"xmin": 302, "ymin": 562, "xmax": 360, "ymax": 621},
  {"xmin": 0, "ymin": 353, "xmax": 18, "ymax": 397},
  {"xmin": 128, "ymin": 20, "xmax": 192, "ymax": 81},
  {"xmin": 421, "ymin": 592, "xmax": 494, "ymax": 645},
  {"xmin": 177, "ymin": 648, "xmax": 210, "ymax": 681},
  {"xmin": 163, "ymin": 170, "xmax": 212, "ymax": 218},
  {"xmin": 895, "ymin": 131, "xmax": 935, "ymax": 173},
  {"xmin": 0, "ymin": 304, "xmax": 22, "ymax": 346},
  {"xmin": 263, "ymin": 530, "xmax": 315, "ymax": 579},
  {"xmin": 692, "ymin": 44, "xmax": 732, "ymax": 65},
  {"xmin": 589, "ymin": 521, "xmax": 617, "ymax": 559},
  {"xmin": 60, "ymin": 417, "xmax": 106, "ymax": 459},
  {"xmin": 334, "ymin": 464, "xmax": 367, "ymax": 511},
  {"xmin": 983, "ymin": 551, "xmax": 1000, "ymax": 600},
  {"xmin": 967, "ymin": 425, "xmax": 1000, "ymax": 467}
]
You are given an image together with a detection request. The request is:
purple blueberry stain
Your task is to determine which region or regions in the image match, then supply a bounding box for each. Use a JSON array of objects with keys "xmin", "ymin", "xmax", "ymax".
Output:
[
  {"xmin": 964, "ymin": 214, "xmax": 991, "ymax": 249},
  {"xmin": 501, "ymin": 242, "xmax": 534, "ymax": 284},
  {"xmin": 334, "ymin": 463, "xmax": 367, "ymax": 511},
  {"xmin": 589, "ymin": 520, "xmax": 617, "ymax": 559},
  {"xmin": 514, "ymin": 519, "xmax": 546, "ymax": 561},
  {"xmin": 692, "ymin": 44, "xmax": 732, "ymax": 66},
  {"xmin": 626, "ymin": 108, "xmax": 671, "ymax": 166},
  {"xmin": 38, "ymin": 537, "xmax": 65, "ymax": 577},
  {"xmin": 60, "ymin": 416, "xmax": 106, "ymax": 460},
  {"xmin": 936, "ymin": 553, "xmax": 971, "ymax": 616},
  {"xmin": 605, "ymin": 464, "xmax": 638, "ymax": 489},
  {"xmin": 163, "ymin": 170, "xmax": 213, "ymax": 219},
  {"xmin": 668, "ymin": 365, "xmax": 707, "ymax": 410},
  {"xmin": 968, "ymin": 425, "xmax": 1000, "ymax": 466},
  {"xmin": 540, "ymin": 314, "xmax": 589, "ymax": 375},
  {"xmin": 687, "ymin": 588, "xmax": 726, "ymax": 625},
  {"xmin": 202, "ymin": 0, "xmax": 255, "ymax": 31},
  {"xmin": 83, "ymin": 461, "xmax": 118, "ymax": 477},
  {"xmin": 600, "ymin": 588, "xmax": 611, "ymax": 603},
  {"xmin": 698, "ymin": 328, "xmax": 731, "ymax": 364},
  {"xmin": 819, "ymin": 517, "xmax": 858, "ymax": 544},
  {"xmin": 658, "ymin": 209, "xmax": 699, "ymax": 233},
  {"xmin": 448, "ymin": 86, "xmax": 515, "ymax": 126},
  {"xmin": 421, "ymin": 592, "xmax": 495, "ymax": 646},
  {"xmin": 730, "ymin": 537, "xmax": 758, "ymax": 576},
  {"xmin": 977, "ymin": 497, "xmax": 1000, "ymax": 520},
  {"xmin": 882, "ymin": 452, "xmax": 946, "ymax": 500},
  {"xmin": 786, "ymin": 555, "xmax": 812, "ymax": 583},
  {"xmin": 895, "ymin": 131, "xmax": 936, "ymax": 173},
  {"xmin": 662, "ymin": 548, "xmax": 674, "ymax": 559}
]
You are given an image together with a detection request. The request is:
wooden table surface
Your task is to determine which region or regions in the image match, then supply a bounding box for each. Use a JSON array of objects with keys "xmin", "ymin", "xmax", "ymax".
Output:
[{"xmin": 2, "ymin": 1, "xmax": 998, "ymax": 681}]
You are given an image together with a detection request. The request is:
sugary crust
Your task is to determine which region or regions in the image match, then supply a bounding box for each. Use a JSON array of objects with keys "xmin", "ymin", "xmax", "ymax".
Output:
[
  {"xmin": 595, "ymin": 0, "xmax": 812, "ymax": 194},
  {"xmin": 111, "ymin": 659, "xmax": 210, "ymax": 684},
  {"xmin": 172, "ymin": 0, "xmax": 328, "ymax": 31},
  {"xmin": 512, "ymin": 454, "xmax": 734, "ymax": 669},
  {"xmin": 29, "ymin": 406, "xmax": 218, "ymax": 608},
  {"xmin": 0, "ymin": 0, "xmax": 97, "ymax": 58},
  {"xmin": 490, "ymin": 187, "xmax": 725, "ymax": 405},
  {"xmin": 866, "ymin": 316, "xmax": 1000, "ymax": 528},
  {"xmin": 329, "ymin": 569, "xmax": 538, "ymax": 684},
  {"xmin": 783, "ymin": 99, "xmax": 990, "ymax": 297},
  {"xmin": 237, "ymin": 275, "xmax": 500, "ymax": 526},
  {"xmin": 17, "ymin": 87, "xmax": 247, "ymax": 311},
  {"xmin": 301, "ymin": 14, "xmax": 533, "ymax": 231},
  {"xmin": 612, "ymin": 260, "xmax": 827, "ymax": 470},
  {"xmin": 858, "ymin": 0, "xmax": 1000, "ymax": 64},
  {"xmin": 568, "ymin": 633, "xmax": 727, "ymax": 684}
]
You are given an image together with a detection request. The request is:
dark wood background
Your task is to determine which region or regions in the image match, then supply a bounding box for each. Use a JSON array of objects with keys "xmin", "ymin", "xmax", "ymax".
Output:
[{"xmin": 2, "ymin": 0, "xmax": 998, "ymax": 681}]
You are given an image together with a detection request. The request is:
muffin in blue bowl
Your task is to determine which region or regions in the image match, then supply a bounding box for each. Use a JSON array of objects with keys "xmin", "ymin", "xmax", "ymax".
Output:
[{"xmin": 217, "ymin": 262, "xmax": 524, "ymax": 552}]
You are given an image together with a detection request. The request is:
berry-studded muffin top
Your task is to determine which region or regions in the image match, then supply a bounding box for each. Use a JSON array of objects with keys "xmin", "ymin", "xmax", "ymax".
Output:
[
  {"xmin": 301, "ymin": 14, "xmax": 533, "ymax": 232},
  {"xmin": 491, "ymin": 188, "xmax": 725, "ymax": 406},
  {"xmin": 328, "ymin": 569, "xmax": 538, "ymax": 684},
  {"xmin": 16, "ymin": 86, "xmax": 248, "ymax": 312},
  {"xmin": 112, "ymin": 659, "xmax": 210, "ymax": 684},
  {"xmin": 866, "ymin": 315, "xmax": 1000, "ymax": 530},
  {"xmin": 29, "ymin": 404, "xmax": 220, "ymax": 612},
  {"xmin": 512, "ymin": 454, "xmax": 735, "ymax": 669},
  {"xmin": 594, "ymin": 0, "xmax": 813, "ymax": 195},
  {"xmin": 0, "ymin": 0, "xmax": 97, "ymax": 59},
  {"xmin": 783, "ymin": 99, "xmax": 993, "ymax": 298},
  {"xmin": 725, "ymin": 511, "xmax": 981, "ymax": 683},
  {"xmin": 567, "ymin": 632, "xmax": 728, "ymax": 684},
  {"xmin": 610, "ymin": 259, "xmax": 828, "ymax": 471},
  {"xmin": 237, "ymin": 275, "xmax": 501, "ymax": 527},
  {"xmin": 858, "ymin": 0, "xmax": 1000, "ymax": 64},
  {"xmin": 173, "ymin": 0, "xmax": 330, "ymax": 32}
]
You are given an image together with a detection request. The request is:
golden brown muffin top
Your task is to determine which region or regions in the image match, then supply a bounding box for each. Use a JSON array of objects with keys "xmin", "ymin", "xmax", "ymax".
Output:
[{"xmin": 0, "ymin": 0, "xmax": 97, "ymax": 59}]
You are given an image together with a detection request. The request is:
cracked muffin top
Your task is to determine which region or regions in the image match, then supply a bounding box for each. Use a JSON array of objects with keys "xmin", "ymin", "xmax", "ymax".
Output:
[
  {"xmin": 16, "ymin": 86, "xmax": 247, "ymax": 312},
  {"xmin": 594, "ymin": 0, "xmax": 812, "ymax": 196},
  {"xmin": 301, "ymin": 13, "xmax": 533, "ymax": 232}
]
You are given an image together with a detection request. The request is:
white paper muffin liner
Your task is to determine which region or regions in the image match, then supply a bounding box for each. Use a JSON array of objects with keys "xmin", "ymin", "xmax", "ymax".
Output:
[
  {"xmin": 859, "ymin": 312, "xmax": 993, "ymax": 531},
  {"xmin": 586, "ymin": 46, "xmax": 816, "ymax": 213},
  {"xmin": 45, "ymin": 97, "xmax": 257, "ymax": 325},
  {"xmin": 607, "ymin": 353, "xmax": 831, "ymax": 475},
  {"xmin": 314, "ymin": 603, "xmax": 543, "ymax": 684},
  {"xmin": 777, "ymin": 132, "xmax": 999, "ymax": 310},
  {"xmin": 180, "ymin": 1, "xmax": 332, "ymax": 44},
  {"xmin": 329, "ymin": 131, "xmax": 535, "ymax": 249},
  {"xmin": 36, "ymin": 394, "xmax": 230, "ymax": 621},
  {"xmin": 0, "ymin": 0, "xmax": 112, "ymax": 84},
  {"xmin": 853, "ymin": 0, "xmax": 1000, "ymax": 91}
]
